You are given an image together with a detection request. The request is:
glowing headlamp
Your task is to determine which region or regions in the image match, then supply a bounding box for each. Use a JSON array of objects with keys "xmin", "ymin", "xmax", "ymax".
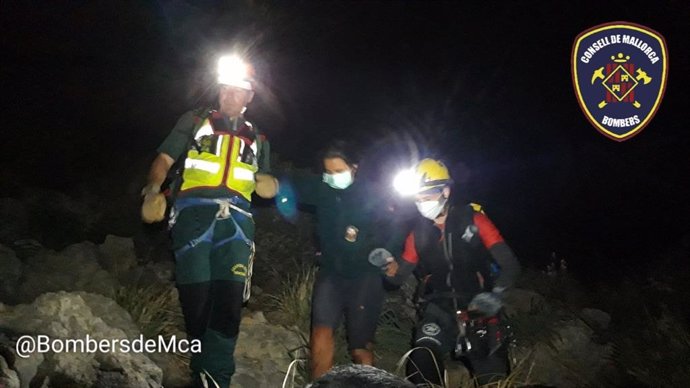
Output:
[
  {"xmin": 217, "ymin": 55, "xmax": 253, "ymax": 90},
  {"xmin": 393, "ymin": 168, "xmax": 421, "ymax": 196}
]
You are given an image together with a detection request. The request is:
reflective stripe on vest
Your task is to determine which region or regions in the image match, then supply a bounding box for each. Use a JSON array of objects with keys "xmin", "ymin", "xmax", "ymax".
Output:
[{"xmin": 180, "ymin": 117, "xmax": 259, "ymax": 200}]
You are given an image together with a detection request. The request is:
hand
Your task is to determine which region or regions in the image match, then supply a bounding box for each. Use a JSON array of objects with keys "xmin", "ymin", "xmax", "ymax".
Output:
[
  {"xmin": 384, "ymin": 259, "xmax": 398, "ymax": 277},
  {"xmin": 468, "ymin": 292, "xmax": 503, "ymax": 316},
  {"xmin": 255, "ymin": 173, "xmax": 279, "ymax": 198},
  {"xmin": 141, "ymin": 184, "xmax": 166, "ymax": 223},
  {"xmin": 141, "ymin": 183, "xmax": 160, "ymax": 198}
]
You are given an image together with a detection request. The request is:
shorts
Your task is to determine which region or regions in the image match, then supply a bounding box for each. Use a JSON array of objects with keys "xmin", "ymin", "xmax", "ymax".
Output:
[{"xmin": 311, "ymin": 270, "xmax": 384, "ymax": 350}]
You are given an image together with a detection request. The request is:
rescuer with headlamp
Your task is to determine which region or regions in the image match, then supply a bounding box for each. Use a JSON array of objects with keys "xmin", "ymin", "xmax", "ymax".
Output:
[
  {"xmin": 141, "ymin": 54, "xmax": 277, "ymax": 388},
  {"xmin": 390, "ymin": 158, "xmax": 521, "ymax": 386}
]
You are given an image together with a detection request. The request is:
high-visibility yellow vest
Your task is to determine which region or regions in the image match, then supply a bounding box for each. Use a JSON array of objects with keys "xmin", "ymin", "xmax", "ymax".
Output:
[{"xmin": 180, "ymin": 112, "xmax": 260, "ymax": 201}]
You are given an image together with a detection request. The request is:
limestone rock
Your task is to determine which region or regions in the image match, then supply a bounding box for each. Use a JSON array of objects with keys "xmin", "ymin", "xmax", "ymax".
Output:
[
  {"xmin": 17, "ymin": 243, "xmax": 117, "ymax": 303},
  {"xmin": 14, "ymin": 352, "xmax": 43, "ymax": 388},
  {"xmin": 98, "ymin": 235, "xmax": 139, "ymax": 277},
  {"xmin": 232, "ymin": 312, "xmax": 304, "ymax": 388},
  {"xmin": 0, "ymin": 351, "xmax": 20, "ymax": 388},
  {"xmin": 1, "ymin": 291, "xmax": 162, "ymax": 387}
]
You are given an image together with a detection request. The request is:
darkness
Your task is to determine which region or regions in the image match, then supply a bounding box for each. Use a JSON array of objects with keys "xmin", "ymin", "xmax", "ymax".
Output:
[{"xmin": 2, "ymin": 1, "xmax": 689, "ymax": 283}]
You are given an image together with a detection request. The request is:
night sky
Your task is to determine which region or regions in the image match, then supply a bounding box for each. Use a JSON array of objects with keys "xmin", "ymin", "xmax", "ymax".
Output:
[{"xmin": 2, "ymin": 1, "xmax": 689, "ymax": 282}]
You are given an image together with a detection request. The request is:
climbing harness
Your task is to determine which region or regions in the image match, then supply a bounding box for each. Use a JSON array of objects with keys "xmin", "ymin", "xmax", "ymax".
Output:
[{"xmin": 170, "ymin": 196, "xmax": 256, "ymax": 302}]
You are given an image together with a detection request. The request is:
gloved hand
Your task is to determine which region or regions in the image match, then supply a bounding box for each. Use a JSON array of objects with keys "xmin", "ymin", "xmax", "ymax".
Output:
[
  {"xmin": 275, "ymin": 178, "xmax": 297, "ymax": 222},
  {"xmin": 468, "ymin": 292, "xmax": 503, "ymax": 316},
  {"xmin": 255, "ymin": 173, "xmax": 279, "ymax": 198},
  {"xmin": 368, "ymin": 248, "xmax": 396, "ymax": 276},
  {"xmin": 141, "ymin": 183, "xmax": 166, "ymax": 223}
]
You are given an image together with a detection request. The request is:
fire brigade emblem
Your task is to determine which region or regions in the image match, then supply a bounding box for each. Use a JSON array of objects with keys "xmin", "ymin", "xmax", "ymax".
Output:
[
  {"xmin": 344, "ymin": 225, "xmax": 359, "ymax": 242},
  {"xmin": 572, "ymin": 22, "xmax": 668, "ymax": 141}
]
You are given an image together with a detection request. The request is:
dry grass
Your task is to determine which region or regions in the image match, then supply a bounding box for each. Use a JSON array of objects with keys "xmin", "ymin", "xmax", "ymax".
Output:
[
  {"xmin": 266, "ymin": 261, "xmax": 317, "ymax": 335},
  {"xmin": 609, "ymin": 310, "xmax": 690, "ymax": 387},
  {"xmin": 114, "ymin": 283, "xmax": 185, "ymax": 340}
]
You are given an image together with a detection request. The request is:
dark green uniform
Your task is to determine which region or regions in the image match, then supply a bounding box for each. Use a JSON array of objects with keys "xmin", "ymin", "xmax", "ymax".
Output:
[{"xmin": 158, "ymin": 108, "xmax": 270, "ymax": 387}]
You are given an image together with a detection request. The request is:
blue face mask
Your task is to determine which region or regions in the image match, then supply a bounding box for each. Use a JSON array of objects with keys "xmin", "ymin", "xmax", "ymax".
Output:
[{"xmin": 323, "ymin": 171, "xmax": 354, "ymax": 189}]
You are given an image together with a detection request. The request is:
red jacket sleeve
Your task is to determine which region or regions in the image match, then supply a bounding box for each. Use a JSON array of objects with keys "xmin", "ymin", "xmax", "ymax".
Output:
[
  {"xmin": 474, "ymin": 212, "xmax": 504, "ymax": 249},
  {"xmin": 401, "ymin": 232, "xmax": 419, "ymax": 264}
]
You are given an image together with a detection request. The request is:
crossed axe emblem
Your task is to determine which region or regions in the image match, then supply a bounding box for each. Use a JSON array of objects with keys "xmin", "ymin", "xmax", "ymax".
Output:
[{"xmin": 591, "ymin": 65, "xmax": 652, "ymax": 109}]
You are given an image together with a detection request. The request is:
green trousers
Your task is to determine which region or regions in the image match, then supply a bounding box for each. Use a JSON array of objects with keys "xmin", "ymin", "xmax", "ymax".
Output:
[{"xmin": 171, "ymin": 203, "xmax": 254, "ymax": 387}]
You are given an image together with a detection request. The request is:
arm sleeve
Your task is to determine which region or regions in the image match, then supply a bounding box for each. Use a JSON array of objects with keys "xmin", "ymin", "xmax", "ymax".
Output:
[
  {"xmin": 474, "ymin": 212, "xmax": 505, "ymax": 249},
  {"xmin": 257, "ymin": 135, "xmax": 271, "ymax": 173},
  {"xmin": 156, "ymin": 111, "xmax": 196, "ymax": 161},
  {"xmin": 280, "ymin": 171, "xmax": 321, "ymax": 207},
  {"xmin": 475, "ymin": 212, "xmax": 520, "ymax": 290},
  {"xmin": 490, "ymin": 242, "xmax": 521, "ymax": 290},
  {"xmin": 381, "ymin": 210, "xmax": 409, "ymax": 258},
  {"xmin": 401, "ymin": 232, "xmax": 419, "ymax": 264}
]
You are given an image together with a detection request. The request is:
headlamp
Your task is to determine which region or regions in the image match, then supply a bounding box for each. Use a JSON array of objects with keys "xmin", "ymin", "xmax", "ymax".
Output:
[
  {"xmin": 217, "ymin": 55, "xmax": 253, "ymax": 90},
  {"xmin": 393, "ymin": 168, "xmax": 420, "ymax": 196}
]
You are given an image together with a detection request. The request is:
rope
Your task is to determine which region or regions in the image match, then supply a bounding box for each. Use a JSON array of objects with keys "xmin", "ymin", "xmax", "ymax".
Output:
[
  {"xmin": 395, "ymin": 346, "xmax": 446, "ymax": 387},
  {"xmin": 281, "ymin": 358, "xmax": 307, "ymax": 388}
]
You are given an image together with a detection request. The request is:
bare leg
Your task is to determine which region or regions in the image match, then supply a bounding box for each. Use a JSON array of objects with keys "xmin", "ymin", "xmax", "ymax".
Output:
[
  {"xmin": 350, "ymin": 342, "xmax": 374, "ymax": 365},
  {"xmin": 311, "ymin": 325, "xmax": 335, "ymax": 380}
]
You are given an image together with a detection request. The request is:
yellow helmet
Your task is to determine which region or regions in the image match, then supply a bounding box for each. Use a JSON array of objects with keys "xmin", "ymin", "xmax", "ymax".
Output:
[{"xmin": 415, "ymin": 158, "xmax": 451, "ymax": 193}]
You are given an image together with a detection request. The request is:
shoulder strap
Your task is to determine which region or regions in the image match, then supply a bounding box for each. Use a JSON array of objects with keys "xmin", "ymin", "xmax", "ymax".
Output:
[
  {"xmin": 165, "ymin": 107, "xmax": 212, "ymax": 201},
  {"xmin": 192, "ymin": 107, "xmax": 213, "ymax": 134}
]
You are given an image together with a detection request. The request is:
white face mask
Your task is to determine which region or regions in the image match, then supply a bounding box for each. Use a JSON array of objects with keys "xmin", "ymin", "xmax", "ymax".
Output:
[
  {"xmin": 415, "ymin": 196, "xmax": 447, "ymax": 220},
  {"xmin": 323, "ymin": 171, "xmax": 353, "ymax": 189}
]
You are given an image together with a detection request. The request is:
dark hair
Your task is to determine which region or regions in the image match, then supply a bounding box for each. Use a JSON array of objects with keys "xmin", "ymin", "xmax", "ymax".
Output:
[{"xmin": 321, "ymin": 139, "xmax": 360, "ymax": 168}]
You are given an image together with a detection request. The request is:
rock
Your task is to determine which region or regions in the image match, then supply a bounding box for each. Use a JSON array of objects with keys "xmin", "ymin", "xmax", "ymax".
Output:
[
  {"xmin": 0, "ymin": 244, "xmax": 22, "ymax": 304},
  {"xmin": 147, "ymin": 261, "xmax": 175, "ymax": 283},
  {"xmin": 502, "ymin": 288, "xmax": 546, "ymax": 316},
  {"xmin": 242, "ymin": 311, "xmax": 268, "ymax": 325},
  {"xmin": 0, "ymin": 342, "xmax": 20, "ymax": 388},
  {"xmin": 250, "ymin": 285, "xmax": 263, "ymax": 296},
  {"xmin": 0, "ymin": 352, "xmax": 20, "ymax": 388},
  {"xmin": 98, "ymin": 235, "xmax": 138, "ymax": 277},
  {"xmin": 14, "ymin": 352, "xmax": 43, "ymax": 388},
  {"xmin": 232, "ymin": 311, "xmax": 304, "ymax": 388},
  {"xmin": 17, "ymin": 242, "xmax": 117, "ymax": 303},
  {"xmin": 1, "ymin": 291, "xmax": 163, "ymax": 387},
  {"xmin": 309, "ymin": 364, "xmax": 415, "ymax": 387},
  {"xmin": 580, "ymin": 308, "xmax": 611, "ymax": 330},
  {"xmin": 12, "ymin": 239, "xmax": 43, "ymax": 260},
  {"xmin": 119, "ymin": 265, "xmax": 168, "ymax": 289},
  {"xmin": 148, "ymin": 352, "xmax": 192, "ymax": 388}
]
